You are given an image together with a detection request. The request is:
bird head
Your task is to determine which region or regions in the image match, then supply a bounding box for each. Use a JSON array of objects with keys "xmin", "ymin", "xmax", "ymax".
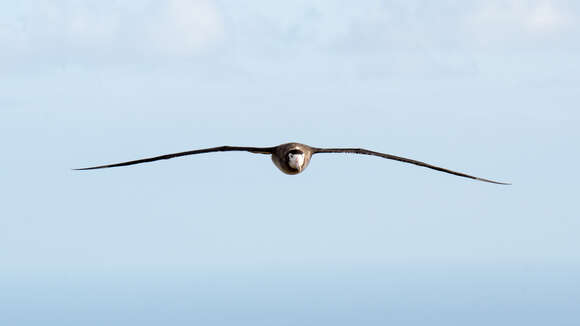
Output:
[{"xmin": 287, "ymin": 149, "xmax": 305, "ymax": 171}]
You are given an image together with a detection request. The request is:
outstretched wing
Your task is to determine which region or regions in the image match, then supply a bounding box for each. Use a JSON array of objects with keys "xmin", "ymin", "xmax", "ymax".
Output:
[
  {"xmin": 74, "ymin": 146, "xmax": 275, "ymax": 170},
  {"xmin": 312, "ymin": 147, "xmax": 510, "ymax": 185}
]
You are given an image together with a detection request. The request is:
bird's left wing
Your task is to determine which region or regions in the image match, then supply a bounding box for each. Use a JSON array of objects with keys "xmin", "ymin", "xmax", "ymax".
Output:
[{"xmin": 312, "ymin": 147, "xmax": 510, "ymax": 185}]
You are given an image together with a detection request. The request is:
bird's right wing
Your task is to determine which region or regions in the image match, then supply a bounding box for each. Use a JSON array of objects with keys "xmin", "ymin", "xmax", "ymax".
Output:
[{"xmin": 74, "ymin": 146, "xmax": 275, "ymax": 170}]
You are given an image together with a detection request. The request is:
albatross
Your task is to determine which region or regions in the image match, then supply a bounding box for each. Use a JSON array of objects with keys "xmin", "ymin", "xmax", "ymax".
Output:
[{"xmin": 75, "ymin": 142, "xmax": 509, "ymax": 185}]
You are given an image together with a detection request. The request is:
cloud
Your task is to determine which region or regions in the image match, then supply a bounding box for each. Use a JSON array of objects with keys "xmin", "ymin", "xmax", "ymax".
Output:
[
  {"xmin": 466, "ymin": 0, "xmax": 576, "ymax": 44},
  {"xmin": 0, "ymin": 0, "xmax": 225, "ymax": 64},
  {"xmin": 527, "ymin": 1, "xmax": 573, "ymax": 31},
  {"xmin": 61, "ymin": 4, "xmax": 121, "ymax": 45},
  {"xmin": 148, "ymin": 0, "xmax": 225, "ymax": 55},
  {"xmin": 2, "ymin": 0, "xmax": 578, "ymax": 70},
  {"xmin": 224, "ymin": 1, "xmax": 578, "ymax": 53}
]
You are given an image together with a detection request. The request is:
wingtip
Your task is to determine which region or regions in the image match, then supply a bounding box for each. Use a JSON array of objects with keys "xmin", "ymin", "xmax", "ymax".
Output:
[
  {"xmin": 480, "ymin": 178, "xmax": 511, "ymax": 185},
  {"xmin": 72, "ymin": 167, "xmax": 99, "ymax": 171}
]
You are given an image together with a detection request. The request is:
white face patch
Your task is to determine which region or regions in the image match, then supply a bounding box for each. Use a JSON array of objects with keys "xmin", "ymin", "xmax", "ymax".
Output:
[{"xmin": 288, "ymin": 153, "xmax": 305, "ymax": 170}]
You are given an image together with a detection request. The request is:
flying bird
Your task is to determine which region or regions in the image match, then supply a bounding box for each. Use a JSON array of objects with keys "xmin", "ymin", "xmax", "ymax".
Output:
[{"xmin": 75, "ymin": 142, "xmax": 509, "ymax": 184}]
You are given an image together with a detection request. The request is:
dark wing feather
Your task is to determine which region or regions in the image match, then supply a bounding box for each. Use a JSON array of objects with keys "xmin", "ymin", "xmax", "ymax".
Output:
[
  {"xmin": 74, "ymin": 146, "xmax": 275, "ymax": 170},
  {"xmin": 312, "ymin": 147, "xmax": 510, "ymax": 185}
]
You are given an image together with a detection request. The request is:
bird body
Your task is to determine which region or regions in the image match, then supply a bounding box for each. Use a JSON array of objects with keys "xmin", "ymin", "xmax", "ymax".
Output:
[
  {"xmin": 271, "ymin": 142, "xmax": 312, "ymax": 175},
  {"xmin": 75, "ymin": 142, "xmax": 509, "ymax": 185}
]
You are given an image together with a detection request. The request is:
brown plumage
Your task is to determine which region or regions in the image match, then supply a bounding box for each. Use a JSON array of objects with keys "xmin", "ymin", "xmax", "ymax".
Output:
[{"xmin": 74, "ymin": 142, "xmax": 510, "ymax": 184}]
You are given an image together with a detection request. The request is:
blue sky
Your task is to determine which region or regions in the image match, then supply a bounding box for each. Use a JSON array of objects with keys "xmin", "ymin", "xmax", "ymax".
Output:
[{"xmin": 1, "ymin": 1, "xmax": 579, "ymax": 325}]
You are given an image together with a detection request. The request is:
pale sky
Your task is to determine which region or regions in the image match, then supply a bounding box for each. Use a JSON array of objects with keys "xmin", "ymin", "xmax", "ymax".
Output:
[{"xmin": 1, "ymin": 1, "xmax": 579, "ymax": 325}]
